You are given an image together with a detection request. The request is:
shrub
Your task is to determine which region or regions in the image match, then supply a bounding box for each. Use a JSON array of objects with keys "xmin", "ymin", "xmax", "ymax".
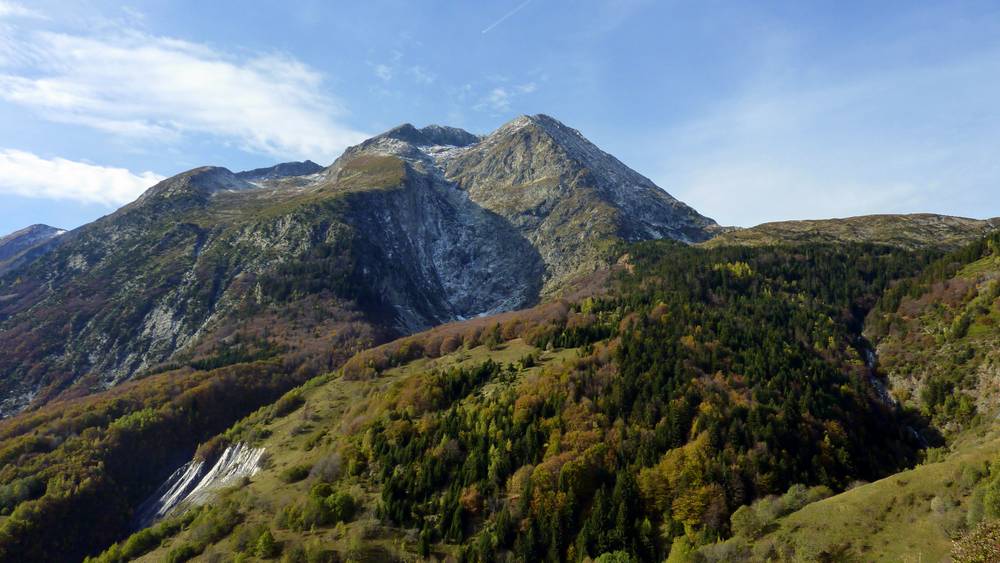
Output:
[
  {"xmin": 165, "ymin": 543, "xmax": 200, "ymax": 563},
  {"xmin": 280, "ymin": 464, "xmax": 311, "ymax": 484},
  {"xmin": 309, "ymin": 452, "xmax": 343, "ymax": 483},
  {"xmin": 594, "ymin": 551, "xmax": 637, "ymax": 563},
  {"xmin": 255, "ymin": 528, "xmax": 280, "ymax": 559},
  {"xmin": 326, "ymin": 491, "xmax": 357, "ymax": 523},
  {"xmin": 120, "ymin": 528, "xmax": 159, "ymax": 559},
  {"xmin": 272, "ymin": 392, "xmax": 306, "ymax": 418},
  {"xmin": 730, "ymin": 505, "xmax": 764, "ymax": 539}
]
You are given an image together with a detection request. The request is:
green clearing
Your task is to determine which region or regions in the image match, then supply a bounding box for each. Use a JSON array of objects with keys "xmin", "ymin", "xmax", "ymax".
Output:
[{"xmin": 751, "ymin": 426, "xmax": 1000, "ymax": 562}]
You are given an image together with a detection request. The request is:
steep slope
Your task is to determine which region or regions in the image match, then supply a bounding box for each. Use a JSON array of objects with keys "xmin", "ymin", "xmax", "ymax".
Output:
[
  {"xmin": 0, "ymin": 224, "xmax": 64, "ymax": 276},
  {"xmin": 700, "ymin": 427, "xmax": 1000, "ymax": 561},
  {"xmin": 865, "ymin": 231, "xmax": 1000, "ymax": 432},
  {"xmin": 703, "ymin": 213, "xmax": 1000, "ymax": 250},
  {"xmin": 442, "ymin": 114, "xmax": 720, "ymax": 290},
  {"xmin": 692, "ymin": 231, "xmax": 1000, "ymax": 562},
  {"xmin": 81, "ymin": 240, "xmax": 935, "ymax": 563},
  {"xmin": 0, "ymin": 115, "xmax": 714, "ymax": 416},
  {"xmin": 0, "ymin": 165, "xmax": 379, "ymax": 415}
]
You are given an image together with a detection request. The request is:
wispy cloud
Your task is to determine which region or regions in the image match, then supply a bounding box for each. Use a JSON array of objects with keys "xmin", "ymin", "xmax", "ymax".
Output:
[
  {"xmin": 374, "ymin": 64, "xmax": 392, "ymax": 81},
  {"xmin": 474, "ymin": 82, "xmax": 537, "ymax": 112},
  {"xmin": 652, "ymin": 51, "xmax": 1000, "ymax": 226},
  {"xmin": 0, "ymin": 1, "xmax": 43, "ymax": 19},
  {"xmin": 408, "ymin": 65, "xmax": 436, "ymax": 85},
  {"xmin": 0, "ymin": 29, "xmax": 368, "ymax": 160},
  {"xmin": 0, "ymin": 149, "xmax": 163, "ymax": 205},
  {"xmin": 478, "ymin": 88, "xmax": 512, "ymax": 111},
  {"xmin": 482, "ymin": 0, "xmax": 534, "ymax": 34}
]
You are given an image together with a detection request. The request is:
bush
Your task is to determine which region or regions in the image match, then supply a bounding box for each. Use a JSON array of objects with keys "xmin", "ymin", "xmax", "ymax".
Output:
[
  {"xmin": 165, "ymin": 543, "xmax": 201, "ymax": 563},
  {"xmin": 309, "ymin": 452, "xmax": 343, "ymax": 483},
  {"xmin": 695, "ymin": 537, "xmax": 750, "ymax": 562},
  {"xmin": 326, "ymin": 491, "xmax": 357, "ymax": 523},
  {"xmin": 730, "ymin": 505, "xmax": 764, "ymax": 539},
  {"xmin": 272, "ymin": 392, "xmax": 306, "ymax": 418},
  {"xmin": 280, "ymin": 464, "xmax": 311, "ymax": 483},
  {"xmin": 594, "ymin": 551, "xmax": 637, "ymax": 563},
  {"xmin": 281, "ymin": 543, "xmax": 307, "ymax": 563},
  {"xmin": 255, "ymin": 528, "xmax": 280, "ymax": 559},
  {"xmin": 665, "ymin": 537, "xmax": 694, "ymax": 563},
  {"xmin": 275, "ymin": 490, "xmax": 356, "ymax": 532},
  {"xmin": 120, "ymin": 528, "xmax": 159, "ymax": 559}
]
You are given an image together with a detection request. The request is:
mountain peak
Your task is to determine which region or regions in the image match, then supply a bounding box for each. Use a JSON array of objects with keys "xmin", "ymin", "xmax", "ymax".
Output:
[
  {"xmin": 132, "ymin": 166, "xmax": 254, "ymax": 208},
  {"xmin": 0, "ymin": 224, "xmax": 65, "ymax": 275},
  {"xmin": 496, "ymin": 113, "xmax": 574, "ymax": 135},
  {"xmin": 374, "ymin": 123, "xmax": 479, "ymax": 148},
  {"xmin": 235, "ymin": 160, "xmax": 324, "ymax": 181}
]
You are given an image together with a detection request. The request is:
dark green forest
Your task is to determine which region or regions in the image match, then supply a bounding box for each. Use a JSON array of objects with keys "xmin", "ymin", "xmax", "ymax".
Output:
[{"xmin": 347, "ymin": 241, "xmax": 940, "ymax": 561}]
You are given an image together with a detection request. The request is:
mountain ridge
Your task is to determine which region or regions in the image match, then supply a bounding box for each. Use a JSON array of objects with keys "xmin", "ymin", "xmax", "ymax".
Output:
[
  {"xmin": 0, "ymin": 224, "xmax": 64, "ymax": 276},
  {"xmin": 0, "ymin": 114, "xmax": 717, "ymax": 416},
  {"xmin": 704, "ymin": 213, "xmax": 1000, "ymax": 250}
]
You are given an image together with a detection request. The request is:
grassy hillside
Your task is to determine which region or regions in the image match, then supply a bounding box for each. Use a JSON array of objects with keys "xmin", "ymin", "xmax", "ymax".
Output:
[
  {"xmin": 703, "ymin": 214, "xmax": 999, "ymax": 251},
  {"xmin": 99, "ymin": 340, "xmax": 579, "ymax": 562},
  {"xmin": 696, "ymin": 426, "xmax": 1000, "ymax": 562}
]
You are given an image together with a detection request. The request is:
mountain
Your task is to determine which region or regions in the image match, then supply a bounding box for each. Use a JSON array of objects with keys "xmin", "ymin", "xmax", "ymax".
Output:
[
  {"xmin": 0, "ymin": 224, "xmax": 64, "ymax": 276},
  {"xmin": 703, "ymin": 213, "xmax": 1000, "ymax": 250},
  {"xmin": 0, "ymin": 114, "xmax": 718, "ymax": 417},
  {"xmin": 234, "ymin": 160, "xmax": 324, "ymax": 181},
  {"xmin": 11, "ymin": 112, "xmax": 998, "ymax": 563},
  {"xmin": 442, "ymin": 115, "xmax": 721, "ymax": 290}
]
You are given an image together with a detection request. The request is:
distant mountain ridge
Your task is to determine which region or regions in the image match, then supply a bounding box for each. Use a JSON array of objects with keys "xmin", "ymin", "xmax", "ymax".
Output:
[
  {"xmin": 703, "ymin": 213, "xmax": 1000, "ymax": 250},
  {"xmin": 0, "ymin": 114, "xmax": 718, "ymax": 415},
  {"xmin": 234, "ymin": 160, "xmax": 324, "ymax": 181}
]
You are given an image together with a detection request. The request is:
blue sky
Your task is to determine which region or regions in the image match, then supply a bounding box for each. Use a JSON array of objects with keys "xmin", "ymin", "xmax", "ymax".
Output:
[{"xmin": 1, "ymin": 0, "xmax": 999, "ymax": 234}]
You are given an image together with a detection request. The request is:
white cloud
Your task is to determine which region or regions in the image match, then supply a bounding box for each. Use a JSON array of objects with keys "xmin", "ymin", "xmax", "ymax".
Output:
[
  {"xmin": 473, "ymin": 81, "xmax": 537, "ymax": 113},
  {"xmin": 0, "ymin": 1, "xmax": 43, "ymax": 19},
  {"xmin": 0, "ymin": 149, "xmax": 164, "ymax": 205},
  {"xmin": 477, "ymin": 87, "xmax": 512, "ymax": 112},
  {"xmin": 408, "ymin": 65, "xmax": 436, "ymax": 85},
  {"xmin": 0, "ymin": 30, "xmax": 368, "ymax": 160},
  {"xmin": 374, "ymin": 64, "xmax": 392, "ymax": 81}
]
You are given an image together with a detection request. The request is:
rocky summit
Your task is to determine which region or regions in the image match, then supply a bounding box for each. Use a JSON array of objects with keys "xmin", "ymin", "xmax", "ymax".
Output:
[
  {"xmin": 0, "ymin": 114, "xmax": 718, "ymax": 416},
  {"xmin": 0, "ymin": 224, "xmax": 64, "ymax": 276}
]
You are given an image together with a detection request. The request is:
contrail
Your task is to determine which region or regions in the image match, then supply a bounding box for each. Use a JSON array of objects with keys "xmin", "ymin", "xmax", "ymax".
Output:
[{"xmin": 482, "ymin": 0, "xmax": 535, "ymax": 34}]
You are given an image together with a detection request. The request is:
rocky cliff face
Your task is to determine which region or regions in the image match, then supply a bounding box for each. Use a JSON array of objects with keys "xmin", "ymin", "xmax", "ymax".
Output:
[
  {"xmin": 442, "ymin": 115, "xmax": 720, "ymax": 291},
  {"xmin": 0, "ymin": 114, "xmax": 718, "ymax": 415},
  {"xmin": 0, "ymin": 224, "xmax": 64, "ymax": 276},
  {"xmin": 235, "ymin": 160, "xmax": 324, "ymax": 181}
]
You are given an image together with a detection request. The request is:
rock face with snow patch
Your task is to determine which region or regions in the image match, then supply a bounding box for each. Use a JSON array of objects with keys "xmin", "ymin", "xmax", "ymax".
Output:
[{"xmin": 134, "ymin": 443, "xmax": 265, "ymax": 528}]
